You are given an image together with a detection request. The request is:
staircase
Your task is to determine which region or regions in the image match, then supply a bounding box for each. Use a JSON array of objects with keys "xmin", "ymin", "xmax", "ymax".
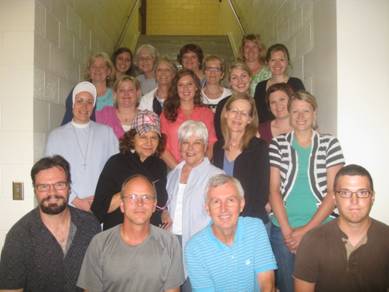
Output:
[{"xmin": 135, "ymin": 35, "xmax": 236, "ymax": 69}]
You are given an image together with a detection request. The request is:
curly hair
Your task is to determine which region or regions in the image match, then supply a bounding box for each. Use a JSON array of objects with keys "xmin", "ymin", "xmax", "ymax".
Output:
[
  {"xmin": 163, "ymin": 69, "xmax": 203, "ymax": 122},
  {"xmin": 84, "ymin": 52, "xmax": 115, "ymax": 87},
  {"xmin": 239, "ymin": 34, "xmax": 266, "ymax": 63},
  {"xmin": 119, "ymin": 129, "xmax": 166, "ymax": 157}
]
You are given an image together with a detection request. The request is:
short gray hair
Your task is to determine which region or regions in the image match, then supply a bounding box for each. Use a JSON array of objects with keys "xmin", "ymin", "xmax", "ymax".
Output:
[
  {"xmin": 135, "ymin": 44, "xmax": 159, "ymax": 67},
  {"xmin": 178, "ymin": 120, "xmax": 208, "ymax": 146},
  {"xmin": 206, "ymin": 174, "xmax": 244, "ymax": 201}
]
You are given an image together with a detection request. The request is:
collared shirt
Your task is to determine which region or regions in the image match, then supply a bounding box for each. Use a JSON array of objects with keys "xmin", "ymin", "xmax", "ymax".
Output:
[
  {"xmin": 294, "ymin": 219, "xmax": 389, "ymax": 292},
  {"xmin": 186, "ymin": 217, "xmax": 277, "ymax": 292},
  {"xmin": 0, "ymin": 207, "xmax": 100, "ymax": 292}
]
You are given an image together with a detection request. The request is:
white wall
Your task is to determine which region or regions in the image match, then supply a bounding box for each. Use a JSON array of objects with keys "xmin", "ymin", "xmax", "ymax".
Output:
[
  {"xmin": 0, "ymin": 0, "xmax": 138, "ymax": 249},
  {"xmin": 0, "ymin": 0, "xmax": 35, "ymax": 249},
  {"xmin": 336, "ymin": 0, "xmax": 389, "ymax": 223}
]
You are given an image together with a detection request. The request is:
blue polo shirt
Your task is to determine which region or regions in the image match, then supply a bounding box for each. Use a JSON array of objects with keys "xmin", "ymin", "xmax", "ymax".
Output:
[{"xmin": 185, "ymin": 217, "xmax": 277, "ymax": 292}]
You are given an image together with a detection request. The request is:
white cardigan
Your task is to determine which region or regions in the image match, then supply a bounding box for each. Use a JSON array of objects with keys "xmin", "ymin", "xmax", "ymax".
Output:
[
  {"xmin": 166, "ymin": 158, "xmax": 224, "ymax": 252},
  {"xmin": 138, "ymin": 88, "xmax": 158, "ymax": 112}
]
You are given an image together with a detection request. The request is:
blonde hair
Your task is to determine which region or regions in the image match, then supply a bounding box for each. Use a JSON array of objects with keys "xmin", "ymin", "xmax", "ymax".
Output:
[
  {"xmin": 288, "ymin": 90, "xmax": 318, "ymax": 112},
  {"xmin": 288, "ymin": 90, "xmax": 318, "ymax": 129},
  {"xmin": 202, "ymin": 55, "xmax": 226, "ymax": 74},
  {"xmin": 84, "ymin": 52, "xmax": 115, "ymax": 86},
  {"xmin": 239, "ymin": 34, "xmax": 266, "ymax": 63},
  {"xmin": 155, "ymin": 57, "xmax": 177, "ymax": 76},
  {"xmin": 221, "ymin": 94, "xmax": 259, "ymax": 151},
  {"xmin": 112, "ymin": 75, "xmax": 141, "ymax": 107},
  {"xmin": 227, "ymin": 62, "xmax": 252, "ymax": 82}
]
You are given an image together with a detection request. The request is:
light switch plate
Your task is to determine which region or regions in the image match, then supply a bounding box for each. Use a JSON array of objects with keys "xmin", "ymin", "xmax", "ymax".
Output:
[{"xmin": 12, "ymin": 182, "xmax": 24, "ymax": 200}]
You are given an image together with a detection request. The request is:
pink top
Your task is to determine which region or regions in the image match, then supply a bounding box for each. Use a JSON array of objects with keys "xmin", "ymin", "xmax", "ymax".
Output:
[
  {"xmin": 96, "ymin": 106, "xmax": 125, "ymax": 139},
  {"xmin": 160, "ymin": 106, "xmax": 217, "ymax": 162}
]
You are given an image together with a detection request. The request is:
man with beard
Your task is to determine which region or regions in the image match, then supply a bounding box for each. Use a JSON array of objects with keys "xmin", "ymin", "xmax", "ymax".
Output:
[
  {"xmin": 294, "ymin": 164, "xmax": 389, "ymax": 292},
  {"xmin": 0, "ymin": 155, "xmax": 100, "ymax": 292}
]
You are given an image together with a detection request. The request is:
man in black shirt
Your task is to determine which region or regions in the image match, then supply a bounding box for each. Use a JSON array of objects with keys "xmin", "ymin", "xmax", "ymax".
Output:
[{"xmin": 0, "ymin": 155, "xmax": 100, "ymax": 292}]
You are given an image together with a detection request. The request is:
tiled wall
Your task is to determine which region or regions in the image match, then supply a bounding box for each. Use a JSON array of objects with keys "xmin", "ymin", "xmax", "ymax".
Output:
[
  {"xmin": 232, "ymin": 0, "xmax": 337, "ymax": 134},
  {"xmin": 147, "ymin": 0, "xmax": 223, "ymax": 35},
  {"xmin": 34, "ymin": 0, "xmax": 137, "ymax": 141},
  {"xmin": 0, "ymin": 0, "xmax": 138, "ymax": 248},
  {"xmin": 232, "ymin": 0, "xmax": 314, "ymax": 89}
]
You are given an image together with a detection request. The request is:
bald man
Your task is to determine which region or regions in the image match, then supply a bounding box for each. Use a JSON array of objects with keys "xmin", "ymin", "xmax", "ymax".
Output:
[{"xmin": 77, "ymin": 175, "xmax": 184, "ymax": 292}]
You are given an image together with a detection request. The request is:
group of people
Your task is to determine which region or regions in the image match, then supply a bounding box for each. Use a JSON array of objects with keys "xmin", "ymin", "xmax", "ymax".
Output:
[{"xmin": 0, "ymin": 34, "xmax": 388, "ymax": 292}]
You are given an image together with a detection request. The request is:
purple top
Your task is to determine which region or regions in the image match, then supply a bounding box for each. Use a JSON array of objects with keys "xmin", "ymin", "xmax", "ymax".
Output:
[
  {"xmin": 96, "ymin": 106, "xmax": 125, "ymax": 139},
  {"xmin": 259, "ymin": 120, "xmax": 273, "ymax": 144}
]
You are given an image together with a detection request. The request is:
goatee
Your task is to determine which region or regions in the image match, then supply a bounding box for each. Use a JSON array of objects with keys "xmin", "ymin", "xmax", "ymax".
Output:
[{"xmin": 39, "ymin": 195, "xmax": 67, "ymax": 215}]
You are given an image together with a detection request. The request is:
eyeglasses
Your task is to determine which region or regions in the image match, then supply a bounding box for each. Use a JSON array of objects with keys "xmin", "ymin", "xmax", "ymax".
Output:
[
  {"xmin": 35, "ymin": 181, "xmax": 68, "ymax": 192},
  {"xmin": 205, "ymin": 67, "xmax": 222, "ymax": 72},
  {"xmin": 139, "ymin": 56, "xmax": 153, "ymax": 62},
  {"xmin": 122, "ymin": 194, "xmax": 155, "ymax": 203},
  {"xmin": 335, "ymin": 189, "xmax": 372, "ymax": 199},
  {"xmin": 228, "ymin": 108, "xmax": 250, "ymax": 119}
]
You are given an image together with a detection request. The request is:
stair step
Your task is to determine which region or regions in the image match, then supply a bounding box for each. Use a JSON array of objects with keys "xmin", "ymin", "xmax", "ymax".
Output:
[{"xmin": 135, "ymin": 35, "xmax": 235, "ymax": 68}]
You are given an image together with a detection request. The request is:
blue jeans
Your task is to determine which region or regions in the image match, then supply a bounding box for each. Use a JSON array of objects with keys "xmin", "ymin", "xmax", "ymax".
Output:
[{"xmin": 270, "ymin": 224, "xmax": 295, "ymax": 292}]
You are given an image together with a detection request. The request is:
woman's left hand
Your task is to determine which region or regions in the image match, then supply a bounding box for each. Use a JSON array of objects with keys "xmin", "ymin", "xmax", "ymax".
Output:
[
  {"xmin": 289, "ymin": 226, "xmax": 309, "ymax": 253},
  {"xmin": 160, "ymin": 209, "xmax": 172, "ymax": 230}
]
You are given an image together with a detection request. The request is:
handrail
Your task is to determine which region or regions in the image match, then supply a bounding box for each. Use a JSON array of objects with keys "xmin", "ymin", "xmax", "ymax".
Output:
[
  {"xmin": 226, "ymin": 0, "xmax": 245, "ymax": 34},
  {"xmin": 114, "ymin": 0, "xmax": 140, "ymax": 49}
]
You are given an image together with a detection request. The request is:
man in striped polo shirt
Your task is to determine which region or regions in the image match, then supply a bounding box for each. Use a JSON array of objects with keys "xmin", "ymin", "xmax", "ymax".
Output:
[{"xmin": 185, "ymin": 174, "xmax": 277, "ymax": 292}]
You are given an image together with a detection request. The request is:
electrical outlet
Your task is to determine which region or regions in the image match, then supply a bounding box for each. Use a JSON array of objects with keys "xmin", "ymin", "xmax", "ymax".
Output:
[{"xmin": 12, "ymin": 182, "xmax": 24, "ymax": 200}]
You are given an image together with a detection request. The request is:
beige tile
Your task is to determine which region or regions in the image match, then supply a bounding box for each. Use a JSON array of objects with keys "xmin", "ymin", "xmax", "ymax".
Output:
[
  {"xmin": 35, "ymin": 1, "xmax": 46, "ymax": 37},
  {"xmin": 46, "ymin": 11, "xmax": 59, "ymax": 46},
  {"xmin": 33, "ymin": 99, "xmax": 49, "ymax": 132},
  {"xmin": 0, "ymin": 0, "xmax": 34, "ymax": 31}
]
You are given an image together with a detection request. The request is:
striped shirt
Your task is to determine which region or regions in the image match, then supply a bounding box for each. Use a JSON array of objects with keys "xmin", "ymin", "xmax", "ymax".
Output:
[
  {"xmin": 185, "ymin": 217, "xmax": 277, "ymax": 292},
  {"xmin": 269, "ymin": 131, "xmax": 345, "ymax": 205}
]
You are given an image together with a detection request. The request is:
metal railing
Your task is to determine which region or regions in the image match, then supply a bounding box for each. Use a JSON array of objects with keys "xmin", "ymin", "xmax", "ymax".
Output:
[
  {"xmin": 226, "ymin": 0, "xmax": 245, "ymax": 34},
  {"xmin": 114, "ymin": 0, "xmax": 140, "ymax": 49}
]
